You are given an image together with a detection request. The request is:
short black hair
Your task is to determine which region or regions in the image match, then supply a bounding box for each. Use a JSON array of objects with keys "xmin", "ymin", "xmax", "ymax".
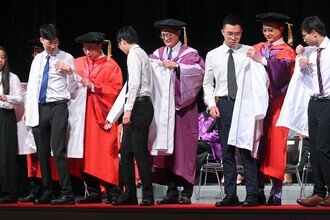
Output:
[
  {"xmin": 0, "ymin": 45, "xmax": 10, "ymax": 95},
  {"xmin": 39, "ymin": 23, "xmax": 59, "ymax": 41},
  {"xmin": 301, "ymin": 16, "xmax": 327, "ymax": 37},
  {"xmin": 116, "ymin": 26, "xmax": 138, "ymax": 45},
  {"xmin": 222, "ymin": 14, "xmax": 242, "ymax": 28}
]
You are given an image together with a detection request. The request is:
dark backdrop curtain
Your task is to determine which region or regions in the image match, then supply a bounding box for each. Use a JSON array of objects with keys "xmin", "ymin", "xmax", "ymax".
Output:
[{"xmin": 1, "ymin": 0, "xmax": 328, "ymax": 111}]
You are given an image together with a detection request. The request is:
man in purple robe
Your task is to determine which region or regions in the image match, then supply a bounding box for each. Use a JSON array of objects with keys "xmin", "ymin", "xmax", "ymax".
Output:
[{"xmin": 149, "ymin": 19, "xmax": 205, "ymax": 204}]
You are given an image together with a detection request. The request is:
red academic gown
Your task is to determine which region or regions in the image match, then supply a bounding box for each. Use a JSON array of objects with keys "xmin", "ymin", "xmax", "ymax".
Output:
[
  {"xmin": 75, "ymin": 55, "xmax": 123, "ymax": 185},
  {"xmin": 254, "ymin": 42, "xmax": 296, "ymax": 181}
]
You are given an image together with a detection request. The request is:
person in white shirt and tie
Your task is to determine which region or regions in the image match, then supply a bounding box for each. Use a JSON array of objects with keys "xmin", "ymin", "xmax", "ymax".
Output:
[
  {"xmin": 23, "ymin": 23, "xmax": 78, "ymax": 205},
  {"xmin": 203, "ymin": 14, "xmax": 269, "ymax": 207},
  {"xmin": 294, "ymin": 16, "xmax": 330, "ymax": 207}
]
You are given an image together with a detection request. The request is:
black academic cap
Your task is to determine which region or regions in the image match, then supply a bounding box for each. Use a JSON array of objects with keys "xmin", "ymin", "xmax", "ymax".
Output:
[
  {"xmin": 153, "ymin": 19, "xmax": 187, "ymax": 28},
  {"xmin": 26, "ymin": 38, "xmax": 42, "ymax": 48},
  {"xmin": 255, "ymin": 12, "xmax": 290, "ymax": 23},
  {"xmin": 75, "ymin": 32, "xmax": 105, "ymax": 43}
]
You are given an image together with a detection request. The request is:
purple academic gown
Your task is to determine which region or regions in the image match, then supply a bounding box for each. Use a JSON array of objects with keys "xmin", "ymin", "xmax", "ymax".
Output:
[{"xmin": 150, "ymin": 45, "xmax": 205, "ymax": 184}]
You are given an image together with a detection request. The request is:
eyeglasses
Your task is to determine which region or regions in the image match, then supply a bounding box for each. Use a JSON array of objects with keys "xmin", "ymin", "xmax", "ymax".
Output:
[
  {"xmin": 302, "ymin": 33, "xmax": 309, "ymax": 39},
  {"xmin": 160, "ymin": 33, "xmax": 174, "ymax": 39},
  {"xmin": 223, "ymin": 31, "xmax": 242, "ymax": 38}
]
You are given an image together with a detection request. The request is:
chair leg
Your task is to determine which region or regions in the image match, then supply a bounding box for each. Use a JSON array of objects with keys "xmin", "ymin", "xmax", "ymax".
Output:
[
  {"xmin": 196, "ymin": 167, "xmax": 204, "ymax": 200},
  {"xmin": 215, "ymin": 171, "xmax": 224, "ymax": 199},
  {"xmin": 295, "ymin": 168, "xmax": 304, "ymax": 199}
]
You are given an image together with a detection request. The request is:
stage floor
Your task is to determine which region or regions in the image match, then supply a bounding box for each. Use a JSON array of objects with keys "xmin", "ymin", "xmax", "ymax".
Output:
[{"xmin": 1, "ymin": 184, "xmax": 330, "ymax": 220}]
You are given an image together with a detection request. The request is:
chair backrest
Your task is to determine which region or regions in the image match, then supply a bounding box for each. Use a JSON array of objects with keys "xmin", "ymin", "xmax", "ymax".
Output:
[{"xmin": 286, "ymin": 135, "xmax": 303, "ymax": 171}]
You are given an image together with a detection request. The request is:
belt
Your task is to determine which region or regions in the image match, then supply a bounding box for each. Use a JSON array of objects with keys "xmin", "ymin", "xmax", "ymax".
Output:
[
  {"xmin": 310, "ymin": 96, "xmax": 330, "ymax": 102},
  {"xmin": 136, "ymin": 96, "xmax": 151, "ymax": 102},
  {"xmin": 0, "ymin": 108, "xmax": 14, "ymax": 112},
  {"xmin": 215, "ymin": 96, "xmax": 235, "ymax": 102},
  {"xmin": 40, "ymin": 99, "xmax": 69, "ymax": 106}
]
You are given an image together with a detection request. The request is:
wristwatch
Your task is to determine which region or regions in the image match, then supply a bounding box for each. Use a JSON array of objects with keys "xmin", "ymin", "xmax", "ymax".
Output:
[{"xmin": 175, "ymin": 63, "xmax": 179, "ymax": 68}]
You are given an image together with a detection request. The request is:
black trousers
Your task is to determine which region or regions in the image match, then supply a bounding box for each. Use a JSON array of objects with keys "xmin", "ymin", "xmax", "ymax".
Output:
[
  {"xmin": 120, "ymin": 98, "xmax": 154, "ymax": 199},
  {"xmin": 32, "ymin": 102, "xmax": 72, "ymax": 196},
  {"xmin": 308, "ymin": 99, "xmax": 330, "ymax": 197},
  {"xmin": 216, "ymin": 98, "xmax": 258, "ymax": 196},
  {"xmin": 0, "ymin": 109, "xmax": 18, "ymax": 199}
]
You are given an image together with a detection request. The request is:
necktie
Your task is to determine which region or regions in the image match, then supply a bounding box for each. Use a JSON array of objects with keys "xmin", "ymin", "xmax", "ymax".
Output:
[
  {"xmin": 265, "ymin": 42, "xmax": 272, "ymax": 59},
  {"xmin": 227, "ymin": 49, "xmax": 237, "ymax": 99},
  {"xmin": 39, "ymin": 55, "xmax": 50, "ymax": 104},
  {"xmin": 167, "ymin": 48, "xmax": 172, "ymax": 60},
  {"xmin": 317, "ymin": 48, "xmax": 324, "ymax": 95}
]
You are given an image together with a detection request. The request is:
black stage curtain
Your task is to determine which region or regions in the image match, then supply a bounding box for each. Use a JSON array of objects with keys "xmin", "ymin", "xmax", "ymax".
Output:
[{"xmin": 1, "ymin": 0, "xmax": 328, "ymax": 111}]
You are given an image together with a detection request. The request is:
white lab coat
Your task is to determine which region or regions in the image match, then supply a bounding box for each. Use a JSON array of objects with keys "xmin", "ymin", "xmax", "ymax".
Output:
[{"xmin": 228, "ymin": 59, "xmax": 269, "ymax": 158}]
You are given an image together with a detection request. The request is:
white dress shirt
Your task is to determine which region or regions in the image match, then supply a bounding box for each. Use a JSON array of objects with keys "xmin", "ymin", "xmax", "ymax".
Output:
[
  {"xmin": 203, "ymin": 42, "xmax": 252, "ymax": 108},
  {"xmin": 124, "ymin": 44, "xmax": 152, "ymax": 111},
  {"xmin": 0, "ymin": 72, "xmax": 22, "ymax": 109}
]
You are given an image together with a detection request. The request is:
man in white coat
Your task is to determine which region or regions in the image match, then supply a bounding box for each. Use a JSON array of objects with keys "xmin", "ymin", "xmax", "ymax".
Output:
[
  {"xmin": 23, "ymin": 24, "xmax": 79, "ymax": 205},
  {"xmin": 203, "ymin": 14, "xmax": 269, "ymax": 207}
]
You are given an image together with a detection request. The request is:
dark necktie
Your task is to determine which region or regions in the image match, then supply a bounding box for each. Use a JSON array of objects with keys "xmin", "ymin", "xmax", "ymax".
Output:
[
  {"xmin": 39, "ymin": 55, "xmax": 50, "ymax": 104},
  {"xmin": 227, "ymin": 49, "xmax": 237, "ymax": 99},
  {"xmin": 167, "ymin": 48, "xmax": 172, "ymax": 60},
  {"xmin": 317, "ymin": 48, "xmax": 324, "ymax": 95},
  {"xmin": 265, "ymin": 42, "xmax": 272, "ymax": 59}
]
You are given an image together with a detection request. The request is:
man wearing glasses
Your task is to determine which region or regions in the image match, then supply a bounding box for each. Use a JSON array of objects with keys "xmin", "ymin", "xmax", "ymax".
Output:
[
  {"xmin": 149, "ymin": 19, "xmax": 205, "ymax": 205},
  {"xmin": 203, "ymin": 14, "xmax": 269, "ymax": 207}
]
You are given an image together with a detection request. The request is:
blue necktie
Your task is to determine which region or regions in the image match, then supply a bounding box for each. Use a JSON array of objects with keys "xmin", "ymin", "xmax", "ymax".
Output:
[
  {"xmin": 167, "ymin": 49, "xmax": 172, "ymax": 60},
  {"xmin": 39, "ymin": 55, "xmax": 50, "ymax": 104}
]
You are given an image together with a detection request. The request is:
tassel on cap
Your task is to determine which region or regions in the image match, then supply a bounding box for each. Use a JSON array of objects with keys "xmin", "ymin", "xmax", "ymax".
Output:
[
  {"xmin": 183, "ymin": 27, "xmax": 188, "ymax": 46},
  {"xmin": 104, "ymin": 39, "xmax": 112, "ymax": 59},
  {"xmin": 286, "ymin": 22, "xmax": 293, "ymax": 46}
]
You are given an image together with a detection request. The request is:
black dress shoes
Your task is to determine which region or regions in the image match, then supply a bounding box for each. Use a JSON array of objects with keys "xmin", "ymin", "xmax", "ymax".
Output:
[
  {"xmin": 140, "ymin": 196, "xmax": 155, "ymax": 206},
  {"xmin": 156, "ymin": 194, "xmax": 179, "ymax": 204},
  {"xmin": 265, "ymin": 195, "xmax": 281, "ymax": 206},
  {"xmin": 105, "ymin": 191, "xmax": 122, "ymax": 204},
  {"xmin": 112, "ymin": 195, "xmax": 138, "ymax": 206},
  {"xmin": 19, "ymin": 194, "xmax": 39, "ymax": 203},
  {"xmin": 0, "ymin": 196, "xmax": 18, "ymax": 204},
  {"xmin": 77, "ymin": 196, "xmax": 102, "ymax": 204},
  {"xmin": 215, "ymin": 195, "xmax": 241, "ymax": 207},
  {"xmin": 257, "ymin": 193, "xmax": 266, "ymax": 205},
  {"xmin": 242, "ymin": 194, "xmax": 259, "ymax": 207},
  {"xmin": 34, "ymin": 193, "xmax": 54, "ymax": 205},
  {"xmin": 178, "ymin": 196, "xmax": 191, "ymax": 204},
  {"xmin": 50, "ymin": 195, "xmax": 75, "ymax": 205}
]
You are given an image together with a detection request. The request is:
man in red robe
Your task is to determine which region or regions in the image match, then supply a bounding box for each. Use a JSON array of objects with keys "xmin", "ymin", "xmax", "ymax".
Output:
[
  {"xmin": 74, "ymin": 32, "xmax": 123, "ymax": 204},
  {"xmin": 247, "ymin": 12, "xmax": 296, "ymax": 206}
]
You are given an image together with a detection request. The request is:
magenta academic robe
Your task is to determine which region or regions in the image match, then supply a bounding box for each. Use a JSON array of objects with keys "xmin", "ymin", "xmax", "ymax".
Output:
[{"xmin": 150, "ymin": 45, "xmax": 205, "ymax": 184}]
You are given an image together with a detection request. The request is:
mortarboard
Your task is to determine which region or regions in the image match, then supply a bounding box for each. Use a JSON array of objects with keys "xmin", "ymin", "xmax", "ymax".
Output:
[
  {"xmin": 75, "ymin": 32, "xmax": 105, "ymax": 43},
  {"xmin": 153, "ymin": 19, "xmax": 188, "ymax": 46},
  {"xmin": 255, "ymin": 12, "xmax": 290, "ymax": 23},
  {"xmin": 75, "ymin": 32, "xmax": 113, "ymax": 59},
  {"xmin": 153, "ymin": 19, "xmax": 187, "ymax": 28}
]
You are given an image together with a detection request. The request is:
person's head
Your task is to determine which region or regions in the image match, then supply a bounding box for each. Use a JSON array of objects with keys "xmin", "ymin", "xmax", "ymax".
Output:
[
  {"xmin": 221, "ymin": 14, "xmax": 243, "ymax": 48},
  {"xmin": 255, "ymin": 12, "xmax": 291, "ymax": 44},
  {"xmin": 116, "ymin": 26, "xmax": 139, "ymax": 55},
  {"xmin": 300, "ymin": 16, "xmax": 327, "ymax": 47},
  {"xmin": 26, "ymin": 38, "xmax": 43, "ymax": 57},
  {"xmin": 39, "ymin": 23, "xmax": 60, "ymax": 55},
  {"xmin": 154, "ymin": 19, "xmax": 186, "ymax": 48},
  {"xmin": 0, "ymin": 45, "xmax": 10, "ymax": 94},
  {"xmin": 75, "ymin": 32, "xmax": 105, "ymax": 61}
]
